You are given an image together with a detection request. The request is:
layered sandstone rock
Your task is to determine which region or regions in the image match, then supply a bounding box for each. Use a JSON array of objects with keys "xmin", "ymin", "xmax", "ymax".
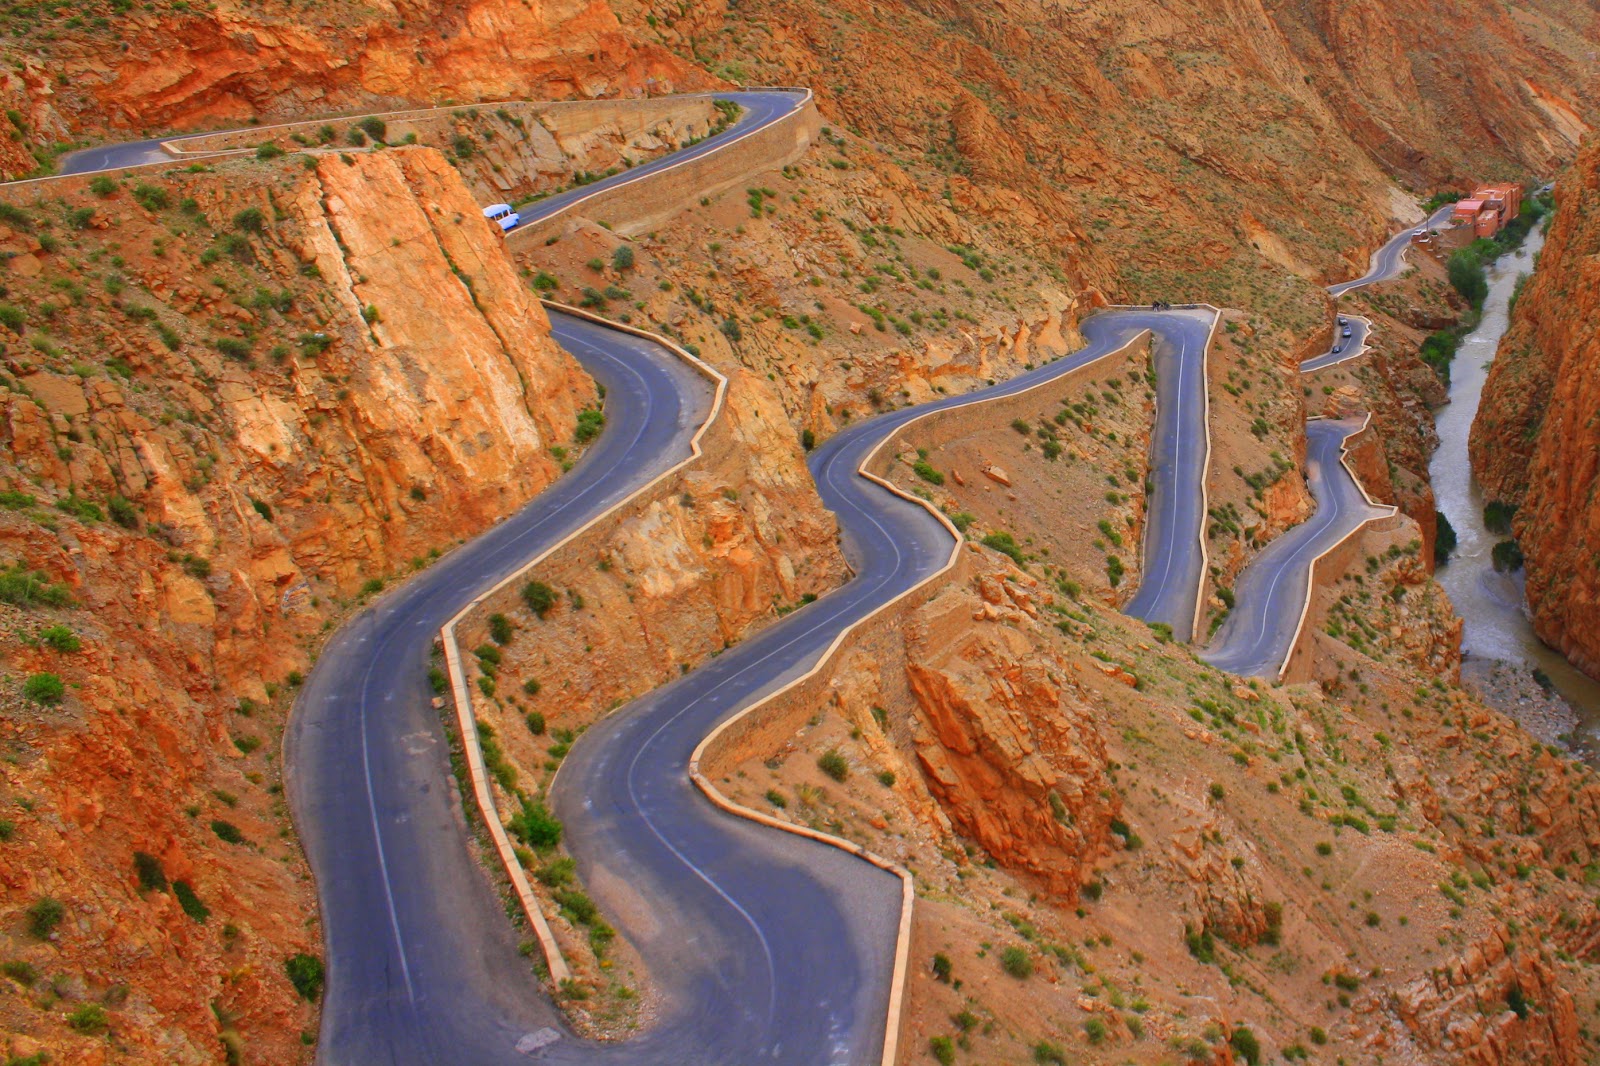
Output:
[
  {"xmin": 1470, "ymin": 135, "xmax": 1600, "ymax": 677},
  {"xmin": 906, "ymin": 573, "xmax": 1118, "ymax": 898},
  {"xmin": 20, "ymin": 0, "xmax": 709, "ymax": 146},
  {"xmin": 0, "ymin": 148, "xmax": 590, "ymax": 1059}
]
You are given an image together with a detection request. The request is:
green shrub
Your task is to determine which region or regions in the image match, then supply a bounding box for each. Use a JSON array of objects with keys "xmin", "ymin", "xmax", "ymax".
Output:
[
  {"xmin": 817, "ymin": 749, "xmax": 849, "ymax": 782},
  {"xmin": 1491, "ymin": 539, "xmax": 1523, "ymax": 573},
  {"xmin": 232, "ymin": 206, "xmax": 265, "ymax": 233},
  {"xmin": 1, "ymin": 959, "xmax": 38, "ymax": 985},
  {"xmin": 487, "ymin": 613, "xmax": 513, "ymax": 644},
  {"xmin": 1184, "ymin": 923, "xmax": 1217, "ymax": 964},
  {"xmin": 357, "ymin": 116, "xmax": 387, "ymax": 142},
  {"xmin": 1033, "ymin": 1040, "xmax": 1067, "ymax": 1064},
  {"xmin": 0, "ymin": 304, "xmax": 23, "ymax": 331},
  {"xmin": 912, "ymin": 460, "xmax": 944, "ymax": 485},
  {"xmin": 611, "ymin": 244, "xmax": 635, "ymax": 271},
  {"xmin": 130, "ymin": 183, "xmax": 169, "ymax": 211},
  {"xmin": 530, "ymin": 271, "xmax": 559, "ymax": 291},
  {"xmin": 932, "ymin": 952, "xmax": 952, "ymax": 982},
  {"xmin": 107, "ymin": 495, "xmax": 140, "ymax": 529},
  {"xmin": 522, "ymin": 678, "xmax": 542, "ymax": 698},
  {"xmin": 980, "ymin": 531, "xmax": 1025, "ymax": 565},
  {"xmin": 133, "ymin": 850, "xmax": 167, "ymax": 892},
  {"xmin": 1483, "ymin": 500, "xmax": 1518, "ymax": 534},
  {"xmin": 574, "ymin": 408, "xmax": 605, "ymax": 444},
  {"xmin": 26, "ymin": 896, "xmax": 63, "ymax": 939},
  {"xmin": 210, "ymin": 820, "xmax": 244, "ymax": 844},
  {"xmin": 22, "ymin": 672, "xmax": 64, "ymax": 705},
  {"xmin": 89, "ymin": 175, "xmax": 117, "ymax": 197},
  {"xmin": 1084, "ymin": 1016, "xmax": 1108, "ymax": 1044},
  {"xmin": 1434, "ymin": 510, "xmax": 1457, "ymax": 565},
  {"xmin": 525, "ymin": 711, "xmax": 545, "ymax": 735},
  {"xmin": 929, "ymin": 1036, "xmax": 955, "ymax": 1065},
  {"xmin": 67, "ymin": 206, "xmax": 95, "ymax": 230},
  {"xmin": 1447, "ymin": 248, "xmax": 1488, "ymax": 309},
  {"xmin": 56, "ymin": 495, "xmax": 104, "ymax": 522},
  {"xmin": 38, "ymin": 624, "xmax": 79, "ymax": 653},
  {"xmin": 215, "ymin": 336, "xmax": 252, "ymax": 361},
  {"xmin": 507, "ymin": 798, "xmax": 562, "ymax": 851},
  {"xmin": 553, "ymin": 889, "xmax": 598, "ymax": 925},
  {"xmin": 521, "ymin": 580, "xmax": 557, "ymax": 618},
  {"xmin": 0, "ymin": 565, "xmax": 71, "ymax": 608},
  {"xmin": 255, "ymin": 144, "xmax": 284, "ymax": 161},
  {"xmin": 534, "ymin": 857, "xmax": 575, "ymax": 887},
  {"xmin": 174, "ymin": 880, "xmax": 209, "ymax": 922},
  {"xmin": 1230, "ymin": 1026, "xmax": 1262, "ymax": 1065},
  {"xmin": 1000, "ymin": 945, "xmax": 1033, "ymax": 978},
  {"xmin": 285, "ymin": 953, "xmax": 324, "ymax": 1001},
  {"xmin": 67, "ymin": 1003, "xmax": 108, "ymax": 1034}
]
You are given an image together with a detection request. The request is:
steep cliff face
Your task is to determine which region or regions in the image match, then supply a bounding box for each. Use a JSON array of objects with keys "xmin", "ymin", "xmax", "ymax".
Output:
[
  {"xmin": 0, "ymin": 148, "xmax": 591, "ymax": 1059},
  {"xmin": 625, "ymin": 0, "xmax": 1596, "ymax": 335},
  {"xmin": 2, "ymin": 0, "xmax": 709, "ymax": 157},
  {"xmin": 1470, "ymin": 136, "xmax": 1600, "ymax": 677},
  {"xmin": 905, "ymin": 572, "xmax": 1118, "ymax": 899}
]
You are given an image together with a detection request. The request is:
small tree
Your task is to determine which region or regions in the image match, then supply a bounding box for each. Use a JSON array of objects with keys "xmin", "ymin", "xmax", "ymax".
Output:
[
  {"xmin": 611, "ymin": 244, "xmax": 635, "ymax": 271},
  {"xmin": 26, "ymin": 897, "xmax": 63, "ymax": 939},
  {"xmin": 521, "ymin": 580, "xmax": 556, "ymax": 618},
  {"xmin": 285, "ymin": 954, "xmax": 324, "ymax": 1001},
  {"xmin": 22, "ymin": 672, "xmax": 64, "ymax": 705}
]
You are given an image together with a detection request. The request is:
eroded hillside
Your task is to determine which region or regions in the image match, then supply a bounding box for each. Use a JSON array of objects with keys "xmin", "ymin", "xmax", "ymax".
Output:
[
  {"xmin": 0, "ymin": 0, "xmax": 1598, "ymax": 1062},
  {"xmin": 0, "ymin": 145, "xmax": 595, "ymax": 1060}
]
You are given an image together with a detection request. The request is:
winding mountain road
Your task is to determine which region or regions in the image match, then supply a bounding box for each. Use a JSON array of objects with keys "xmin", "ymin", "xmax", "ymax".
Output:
[
  {"xmin": 1324, "ymin": 204, "xmax": 1454, "ymax": 300},
  {"xmin": 1208, "ymin": 209, "xmax": 1451, "ymax": 675},
  {"xmin": 36, "ymin": 80, "xmax": 1433, "ymax": 1061},
  {"xmin": 1202, "ymin": 417, "xmax": 1394, "ymax": 677}
]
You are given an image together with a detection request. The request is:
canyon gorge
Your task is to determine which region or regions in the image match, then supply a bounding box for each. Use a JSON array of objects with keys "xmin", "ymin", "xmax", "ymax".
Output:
[{"xmin": 0, "ymin": 1, "xmax": 1598, "ymax": 1064}]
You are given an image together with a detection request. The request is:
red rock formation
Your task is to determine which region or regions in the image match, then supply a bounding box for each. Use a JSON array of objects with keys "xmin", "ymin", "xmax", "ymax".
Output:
[
  {"xmin": 0, "ymin": 148, "xmax": 591, "ymax": 1059},
  {"xmin": 40, "ymin": 0, "xmax": 711, "ymax": 141},
  {"xmin": 905, "ymin": 572, "xmax": 1118, "ymax": 899}
]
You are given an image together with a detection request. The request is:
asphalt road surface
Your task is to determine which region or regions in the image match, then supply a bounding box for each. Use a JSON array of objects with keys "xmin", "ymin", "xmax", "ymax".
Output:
[
  {"xmin": 283, "ymin": 311, "xmax": 717, "ymax": 1065},
  {"xmin": 1325, "ymin": 204, "xmax": 1455, "ymax": 299},
  {"xmin": 52, "ymin": 89, "xmax": 804, "ymax": 196},
  {"xmin": 42, "ymin": 87, "xmax": 1224, "ymax": 1062},
  {"xmin": 1202, "ymin": 417, "xmax": 1391, "ymax": 677},
  {"xmin": 1118, "ymin": 308, "xmax": 1215, "ymax": 640},
  {"xmin": 1299, "ymin": 316, "xmax": 1371, "ymax": 373}
]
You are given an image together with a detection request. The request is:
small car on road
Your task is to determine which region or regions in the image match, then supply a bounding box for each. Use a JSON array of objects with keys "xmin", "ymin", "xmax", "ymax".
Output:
[{"xmin": 483, "ymin": 203, "xmax": 520, "ymax": 233}]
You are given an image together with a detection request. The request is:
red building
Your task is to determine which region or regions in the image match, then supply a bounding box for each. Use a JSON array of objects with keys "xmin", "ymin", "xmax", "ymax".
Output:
[{"xmin": 1451, "ymin": 182, "xmax": 1523, "ymax": 238}]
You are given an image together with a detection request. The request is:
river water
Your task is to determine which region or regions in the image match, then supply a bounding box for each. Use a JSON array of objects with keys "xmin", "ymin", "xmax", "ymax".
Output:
[{"xmin": 1430, "ymin": 225, "xmax": 1600, "ymax": 764}]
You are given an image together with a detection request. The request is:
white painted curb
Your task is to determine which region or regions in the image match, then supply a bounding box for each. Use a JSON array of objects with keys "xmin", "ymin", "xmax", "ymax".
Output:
[
  {"xmin": 688, "ymin": 327, "xmax": 1151, "ymax": 1066},
  {"xmin": 438, "ymin": 300, "xmax": 729, "ymax": 988},
  {"xmin": 1274, "ymin": 411, "xmax": 1399, "ymax": 682}
]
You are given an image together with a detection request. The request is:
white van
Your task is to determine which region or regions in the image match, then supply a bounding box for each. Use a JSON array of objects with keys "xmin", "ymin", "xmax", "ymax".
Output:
[{"xmin": 482, "ymin": 203, "xmax": 520, "ymax": 233}]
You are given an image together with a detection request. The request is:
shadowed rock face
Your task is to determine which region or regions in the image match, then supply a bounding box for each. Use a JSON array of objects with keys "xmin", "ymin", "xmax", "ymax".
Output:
[
  {"xmin": 5, "ymin": 0, "xmax": 710, "ymax": 141},
  {"xmin": 0, "ymin": 147, "xmax": 592, "ymax": 1062},
  {"xmin": 1471, "ymin": 137, "xmax": 1600, "ymax": 680},
  {"xmin": 906, "ymin": 572, "xmax": 1118, "ymax": 900}
]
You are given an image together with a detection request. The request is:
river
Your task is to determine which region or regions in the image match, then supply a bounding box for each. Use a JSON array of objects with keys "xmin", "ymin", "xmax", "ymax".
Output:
[{"xmin": 1430, "ymin": 224, "xmax": 1600, "ymax": 765}]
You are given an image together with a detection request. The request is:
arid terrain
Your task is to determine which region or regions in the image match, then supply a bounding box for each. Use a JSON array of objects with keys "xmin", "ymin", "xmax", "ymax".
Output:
[{"xmin": 1, "ymin": 1, "xmax": 1599, "ymax": 1064}]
